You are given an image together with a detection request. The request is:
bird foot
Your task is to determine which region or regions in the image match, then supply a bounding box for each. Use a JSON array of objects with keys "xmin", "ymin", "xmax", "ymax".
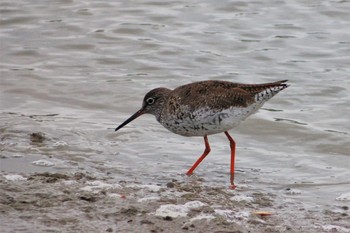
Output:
[
  {"xmin": 185, "ymin": 172, "xmax": 193, "ymax": 177},
  {"xmin": 229, "ymin": 184, "xmax": 237, "ymax": 190}
]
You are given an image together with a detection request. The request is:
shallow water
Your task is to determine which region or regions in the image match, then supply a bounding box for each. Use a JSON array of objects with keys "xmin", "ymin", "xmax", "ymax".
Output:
[{"xmin": 1, "ymin": 0, "xmax": 350, "ymax": 231}]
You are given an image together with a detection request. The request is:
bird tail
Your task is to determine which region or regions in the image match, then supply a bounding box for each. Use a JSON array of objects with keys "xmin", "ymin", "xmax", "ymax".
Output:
[{"xmin": 252, "ymin": 80, "xmax": 289, "ymax": 102}]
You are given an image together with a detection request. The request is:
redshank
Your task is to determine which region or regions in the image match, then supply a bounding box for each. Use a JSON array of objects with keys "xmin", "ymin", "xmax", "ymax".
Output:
[{"xmin": 115, "ymin": 80, "xmax": 289, "ymax": 188}]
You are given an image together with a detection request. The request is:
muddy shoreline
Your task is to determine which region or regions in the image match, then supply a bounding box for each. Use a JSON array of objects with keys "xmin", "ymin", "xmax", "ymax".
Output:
[{"xmin": 1, "ymin": 171, "xmax": 349, "ymax": 233}]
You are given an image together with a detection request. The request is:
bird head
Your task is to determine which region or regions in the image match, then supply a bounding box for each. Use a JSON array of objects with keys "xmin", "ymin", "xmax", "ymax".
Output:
[{"xmin": 115, "ymin": 87, "xmax": 171, "ymax": 131}]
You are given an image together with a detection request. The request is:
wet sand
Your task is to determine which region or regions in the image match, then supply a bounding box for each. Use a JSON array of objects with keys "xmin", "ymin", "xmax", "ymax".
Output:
[{"xmin": 1, "ymin": 169, "xmax": 349, "ymax": 233}]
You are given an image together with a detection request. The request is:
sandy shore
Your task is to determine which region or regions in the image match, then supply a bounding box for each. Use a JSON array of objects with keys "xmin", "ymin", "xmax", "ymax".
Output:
[{"xmin": 1, "ymin": 171, "xmax": 349, "ymax": 233}]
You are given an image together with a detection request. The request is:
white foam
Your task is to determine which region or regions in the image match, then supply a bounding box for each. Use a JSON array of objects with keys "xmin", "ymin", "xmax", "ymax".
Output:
[
  {"xmin": 155, "ymin": 204, "xmax": 189, "ymax": 218},
  {"xmin": 4, "ymin": 174, "xmax": 27, "ymax": 181},
  {"xmin": 285, "ymin": 188, "xmax": 302, "ymax": 195},
  {"xmin": 155, "ymin": 201, "xmax": 207, "ymax": 218},
  {"xmin": 214, "ymin": 209, "xmax": 250, "ymax": 222},
  {"xmin": 214, "ymin": 209, "xmax": 233, "ymax": 218},
  {"xmin": 230, "ymin": 195, "xmax": 254, "ymax": 203},
  {"xmin": 137, "ymin": 196, "xmax": 161, "ymax": 202},
  {"xmin": 233, "ymin": 211, "xmax": 250, "ymax": 220},
  {"xmin": 81, "ymin": 181, "xmax": 122, "ymax": 192},
  {"xmin": 321, "ymin": 224, "xmax": 350, "ymax": 233},
  {"xmin": 161, "ymin": 190, "xmax": 190, "ymax": 198},
  {"xmin": 53, "ymin": 141, "xmax": 68, "ymax": 147},
  {"xmin": 61, "ymin": 180, "xmax": 77, "ymax": 185},
  {"xmin": 183, "ymin": 200, "xmax": 206, "ymax": 209},
  {"xmin": 336, "ymin": 193, "xmax": 350, "ymax": 201},
  {"xmin": 127, "ymin": 184, "xmax": 162, "ymax": 192},
  {"xmin": 190, "ymin": 213, "xmax": 215, "ymax": 222},
  {"xmin": 31, "ymin": 160, "xmax": 54, "ymax": 167},
  {"xmin": 108, "ymin": 193, "xmax": 125, "ymax": 199}
]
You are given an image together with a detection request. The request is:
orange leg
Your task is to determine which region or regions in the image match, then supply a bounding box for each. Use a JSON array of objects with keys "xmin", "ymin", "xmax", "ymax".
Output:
[
  {"xmin": 186, "ymin": 135, "xmax": 211, "ymax": 176},
  {"xmin": 224, "ymin": 131, "xmax": 237, "ymax": 189}
]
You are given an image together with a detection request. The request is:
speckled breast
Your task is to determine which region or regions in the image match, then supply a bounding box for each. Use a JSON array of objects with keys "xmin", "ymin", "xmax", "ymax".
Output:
[{"xmin": 158, "ymin": 104, "xmax": 259, "ymax": 137}]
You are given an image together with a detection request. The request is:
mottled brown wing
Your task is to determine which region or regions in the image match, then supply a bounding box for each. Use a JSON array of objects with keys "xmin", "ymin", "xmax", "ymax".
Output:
[
  {"xmin": 237, "ymin": 80, "xmax": 288, "ymax": 95},
  {"xmin": 171, "ymin": 80, "xmax": 255, "ymax": 111}
]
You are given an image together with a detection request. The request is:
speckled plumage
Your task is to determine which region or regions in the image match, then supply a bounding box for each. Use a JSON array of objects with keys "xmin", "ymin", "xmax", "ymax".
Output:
[
  {"xmin": 115, "ymin": 80, "xmax": 289, "ymax": 187},
  {"xmin": 138, "ymin": 80, "xmax": 288, "ymax": 136}
]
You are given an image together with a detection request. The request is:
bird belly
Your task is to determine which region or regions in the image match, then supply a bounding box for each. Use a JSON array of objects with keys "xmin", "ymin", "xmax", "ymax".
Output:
[{"xmin": 159, "ymin": 104, "xmax": 259, "ymax": 137}]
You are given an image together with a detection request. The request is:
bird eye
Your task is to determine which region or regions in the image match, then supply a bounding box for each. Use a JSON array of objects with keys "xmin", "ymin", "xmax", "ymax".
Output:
[{"xmin": 146, "ymin": 97, "xmax": 155, "ymax": 105}]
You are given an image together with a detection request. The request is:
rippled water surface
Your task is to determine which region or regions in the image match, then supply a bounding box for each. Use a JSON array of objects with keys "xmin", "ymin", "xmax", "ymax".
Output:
[{"xmin": 1, "ymin": 0, "xmax": 350, "ymax": 231}]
